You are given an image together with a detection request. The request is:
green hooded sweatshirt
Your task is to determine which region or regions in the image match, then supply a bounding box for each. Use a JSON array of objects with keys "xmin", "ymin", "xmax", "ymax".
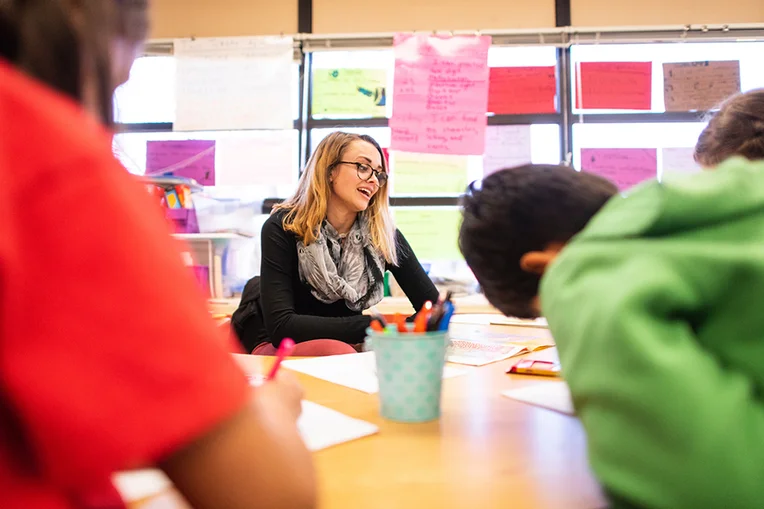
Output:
[{"xmin": 540, "ymin": 157, "xmax": 764, "ymax": 509}]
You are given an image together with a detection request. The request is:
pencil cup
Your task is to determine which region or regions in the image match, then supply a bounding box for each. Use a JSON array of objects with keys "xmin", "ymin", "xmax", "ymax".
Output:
[{"xmin": 366, "ymin": 329, "xmax": 450, "ymax": 423}]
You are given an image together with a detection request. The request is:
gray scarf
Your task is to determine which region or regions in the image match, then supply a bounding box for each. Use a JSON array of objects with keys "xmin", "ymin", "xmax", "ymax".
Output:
[{"xmin": 296, "ymin": 217, "xmax": 386, "ymax": 312}]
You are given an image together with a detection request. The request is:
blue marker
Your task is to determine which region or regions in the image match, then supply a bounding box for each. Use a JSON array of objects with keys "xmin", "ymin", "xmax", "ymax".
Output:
[{"xmin": 438, "ymin": 301, "xmax": 455, "ymax": 331}]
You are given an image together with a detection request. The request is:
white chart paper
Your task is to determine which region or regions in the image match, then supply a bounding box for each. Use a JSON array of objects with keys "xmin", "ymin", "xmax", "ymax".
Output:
[{"xmin": 174, "ymin": 36, "xmax": 293, "ymax": 131}]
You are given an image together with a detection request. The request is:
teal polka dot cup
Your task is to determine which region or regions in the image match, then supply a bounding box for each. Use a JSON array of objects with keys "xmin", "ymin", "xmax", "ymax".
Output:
[{"xmin": 366, "ymin": 328, "xmax": 450, "ymax": 423}]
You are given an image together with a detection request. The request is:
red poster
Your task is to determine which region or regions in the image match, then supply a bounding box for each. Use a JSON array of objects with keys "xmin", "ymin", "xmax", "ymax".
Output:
[
  {"xmin": 488, "ymin": 66, "xmax": 557, "ymax": 114},
  {"xmin": 576, "ymin": 62, "xmax": 652, "ymax": 110}
]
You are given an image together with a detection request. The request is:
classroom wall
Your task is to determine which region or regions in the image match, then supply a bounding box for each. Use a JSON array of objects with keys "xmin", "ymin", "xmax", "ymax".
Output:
[
  {"xmin": 308, "ymin": 0, "xmax": 553, "ymax": 33},
  {"xmin": 571, "ymin": 0, "xmax": 764, "ymax": 26},
  {"xmin": 150, "ymin": 0, "xmax": 298, "ymax": 38}
]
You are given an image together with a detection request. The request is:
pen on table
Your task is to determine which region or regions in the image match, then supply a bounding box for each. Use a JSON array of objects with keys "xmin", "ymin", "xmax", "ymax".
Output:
[
  {"xmin": 507, "ymin": 359, "xmax": 561, "ymax": 378},
  {"xmin": 414, "ymin": 301, "xmax": 433, "ymax": 333},
  {"xmin": 266, "ymin": 338, "xmax": 295, "ymax": 380}
]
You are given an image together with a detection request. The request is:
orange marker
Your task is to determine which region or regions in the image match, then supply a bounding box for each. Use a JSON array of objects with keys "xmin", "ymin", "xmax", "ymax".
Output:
[
  {"xmin": 370, "ymin": 318, "xmax": 385, "ymax": 332},
  {"xmin": 413, "ymin": 301, "xmax": 433, "ymax": 333},
  {"xmin": 394, "ymin": 313, "xmax": 408, "ymax": 333}
]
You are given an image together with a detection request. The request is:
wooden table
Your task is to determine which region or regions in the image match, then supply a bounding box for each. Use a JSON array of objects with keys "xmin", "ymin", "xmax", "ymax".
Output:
[{"xmin": 128, "ymin": 323, "xmax": 604, "ymax": 509}]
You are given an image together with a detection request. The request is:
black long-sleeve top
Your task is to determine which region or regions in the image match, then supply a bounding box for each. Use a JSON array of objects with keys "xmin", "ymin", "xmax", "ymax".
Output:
[{"xmin": 260, "ymin": 210, "xmax": 439, "ymax": 346}]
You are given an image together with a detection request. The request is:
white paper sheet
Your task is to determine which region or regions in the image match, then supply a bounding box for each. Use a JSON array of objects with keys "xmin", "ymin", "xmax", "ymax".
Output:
[
  {"xmin": 282, "ymin": 351, "xmax": 467, "ymax": 394},
  {"xmin": 174, "ymin": 36, "xmax": 293, "ymax": 131},
  {"xmin": 483, "ymin": 125, "xmax": 533, "ymax": 176},
  {"xmin": 298, "ymin": 400, "xmax": 379, "ymax": 450},
  {"xmin": 449, "ymin": 313, "xmax": 549, "ymax": 328},
  {"xmin": 113, "ymin": 401, "xmax": 378, "ymax": 502},
  {"xmin": 661, "ymin": 147, "xmax": 701, "ymax": 178},
  {"xmin": 502, "ymin": 382, "xmax": 574, "ymax": 415},
  {"xmin": 215, "ymin": 131, "xmax": 298, "ymax": 186}
]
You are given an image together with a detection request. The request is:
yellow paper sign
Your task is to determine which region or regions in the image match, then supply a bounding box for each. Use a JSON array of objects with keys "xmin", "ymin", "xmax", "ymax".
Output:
[
  {"xmin": 394, "ymin": 208, "xmax": 462, "ymax": 261},
  {"xmin": 392, "ymin": 151, "xmax": 470, "ymax": 195},
  {"xmin": 312, "ymin": 69, "xmax": 387, "ymax": 117}
]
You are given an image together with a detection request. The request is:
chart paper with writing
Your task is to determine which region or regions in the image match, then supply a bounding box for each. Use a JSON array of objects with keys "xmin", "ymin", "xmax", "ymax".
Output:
[
  {"xmin": 576, "ymin": 62, "xmax": 652, "ymax": 110},
  {"xmin": 580, "ymin": 148, "xmax": 657, "ymax": 190},
  {"xmin": 391, "ymin": 34, "xmax": 491, "ymax": 156},
  {"xmin": 174, "ymin": 36, "xmax": 293, "ymax": 131},
  {"xmin": 663, "ymin": 60, "xmax": 741, "ymax": 112}
]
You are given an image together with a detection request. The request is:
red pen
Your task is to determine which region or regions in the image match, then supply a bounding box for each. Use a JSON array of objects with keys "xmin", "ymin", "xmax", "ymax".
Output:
[
  {"xmin": 267, "ymin": 338, "xmax": 295, "ymax": 380},
  {"xmin": 414, "ymin": 301, "xmax": 433, "ymax": 333}
]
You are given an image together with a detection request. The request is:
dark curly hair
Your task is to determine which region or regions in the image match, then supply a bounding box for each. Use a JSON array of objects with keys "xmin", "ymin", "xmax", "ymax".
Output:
[{"xmin": 459, "ymin": 164, "xmax": 617, "ymax": 318}]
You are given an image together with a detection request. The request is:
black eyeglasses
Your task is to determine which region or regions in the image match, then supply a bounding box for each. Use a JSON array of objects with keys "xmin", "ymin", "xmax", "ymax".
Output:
[{"xmin": 336, "ymin": 161, "xmax": 388, "ymax": 187}]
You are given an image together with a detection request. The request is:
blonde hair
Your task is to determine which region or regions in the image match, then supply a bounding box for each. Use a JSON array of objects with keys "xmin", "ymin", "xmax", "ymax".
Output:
[{"xmin": 275, "ymin": 131, "xmax": 399, "ymax": 265}]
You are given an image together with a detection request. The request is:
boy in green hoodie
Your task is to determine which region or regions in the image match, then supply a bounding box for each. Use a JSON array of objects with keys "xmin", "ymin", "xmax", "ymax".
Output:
[{"xmin": 459, "ymin": 160, "xmax": 764, "ymax": 509}]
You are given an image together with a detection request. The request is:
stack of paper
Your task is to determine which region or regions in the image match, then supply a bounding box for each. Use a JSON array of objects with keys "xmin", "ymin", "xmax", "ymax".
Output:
[
  {"xmin": 282, "ymin": 351, "xmax": 467, "ymax": 394},
  {"xmin": 113, "ymin": 400, "xmax": 379, "ymax": 502},
  {"xmin": 501, "ymin": 382, "xmax": 574, "ymax": 415}
]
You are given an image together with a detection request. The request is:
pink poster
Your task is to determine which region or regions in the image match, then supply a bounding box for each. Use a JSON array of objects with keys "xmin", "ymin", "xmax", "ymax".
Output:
[
  {"xmin": 146, "ymin": 140, "xmax": 216, "ymax": 186},
  {"xmin": 580, "ymin": 148, "xmax": 657, "ymax": 190},
  {"xmin": 391, "ymin": 34, "xmax": 491, "ymax": 156}
]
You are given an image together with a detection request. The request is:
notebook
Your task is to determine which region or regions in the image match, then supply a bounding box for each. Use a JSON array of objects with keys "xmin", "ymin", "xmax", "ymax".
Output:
[
  {"xmin": 282, "ymin": 351, "xmax": 467, "ymax": 394},
  {"xmin": 501, "ymin": 382, "xmax": 574, "ymax": 415},
  {"xmin": 446, "ymin": 339, "xmax": 526, "ymax": 366},
  {"xmin": 445, "ymin": 329, "xmax": 555, "ymax": 366},
  {"xmin": 113, "ymin": 400, "xmax": 379, "ymax": 502}
]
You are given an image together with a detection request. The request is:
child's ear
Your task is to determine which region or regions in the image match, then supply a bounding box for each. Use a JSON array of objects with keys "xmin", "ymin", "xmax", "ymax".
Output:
[{"xmin": 519, "ymin": 243, "xmax": 565, "ymax": 275}]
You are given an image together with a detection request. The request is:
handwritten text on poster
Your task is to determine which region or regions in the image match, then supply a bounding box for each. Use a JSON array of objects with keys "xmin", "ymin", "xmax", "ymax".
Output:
[{"xmin": 391, "ymin": 34, "xmax": 491, "ymax": 156}]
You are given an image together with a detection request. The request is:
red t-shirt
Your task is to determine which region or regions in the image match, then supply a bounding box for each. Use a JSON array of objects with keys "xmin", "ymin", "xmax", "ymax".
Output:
[{"xmin": 0, "ymin": 61, "xmax": 249, "ymax": 508}]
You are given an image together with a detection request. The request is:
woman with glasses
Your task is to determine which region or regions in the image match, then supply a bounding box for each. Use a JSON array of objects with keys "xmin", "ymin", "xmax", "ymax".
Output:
[{"xmin": 250, "ymin": 131, "xmax": 438, "ymax": 355}]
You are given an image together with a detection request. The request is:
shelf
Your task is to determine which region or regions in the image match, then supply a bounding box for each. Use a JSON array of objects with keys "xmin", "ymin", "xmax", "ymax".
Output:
[
  {"xmin": 140, "ymin": 175, "xmax": 203, "ymax": 192},
  {"xmin": 172, "ymin": 232, "xmax": 252, "ymax": 241}
]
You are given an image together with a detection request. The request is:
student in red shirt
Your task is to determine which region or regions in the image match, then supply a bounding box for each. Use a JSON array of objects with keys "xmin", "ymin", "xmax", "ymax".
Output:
[{"xmin": 0, "ymin": 2, "xmax": 315, "ymax": 509}]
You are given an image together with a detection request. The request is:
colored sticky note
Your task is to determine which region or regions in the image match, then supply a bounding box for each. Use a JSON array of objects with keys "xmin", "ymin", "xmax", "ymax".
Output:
[
  {"xmin": 576, "ymin": 62, "xmax": 652, "ymax": 110},
  {"xmin": 312, "ymin": 68, "xmax": 387, "ymax": 117},
  {"xmin": 663, "ymin": 61, "xmax": 741, "ymax": 112},
  {"xmin": 146, "ymin": 140, "xmax": 216, "ymax": 185},
  {"xmin": 394, "ymin": 208, "xmax": 462, "ymax": 261},
  {"xmin": 391, "ymin": 34, "xmax": 491, "ymax": 156},
  {"xmin": 483, "ymin": 125, "xmax": 533, "ymax": 176},
  {"xmin": 661, "ymin": 147, "xmax": 702, "ymax": 178},
  {"xmin": 580, "ymin": 148, "xmax": 657, "ymax": 190},
  {"xmin": 391, "ymin": 151, "xmax": 470, "ymax": 195},
  {"xmin": 488, "ymin": 67, "xmax": 557, "ymax": 114}
]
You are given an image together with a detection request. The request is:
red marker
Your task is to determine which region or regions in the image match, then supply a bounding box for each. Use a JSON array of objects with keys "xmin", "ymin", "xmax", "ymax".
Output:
[
  {"xmin": 414, "ymin": 301, "xmax": 433, "ymax": 333},
  {"xmin": 267, "ymin": 338, "xmax": 295, "ymax": 380}
]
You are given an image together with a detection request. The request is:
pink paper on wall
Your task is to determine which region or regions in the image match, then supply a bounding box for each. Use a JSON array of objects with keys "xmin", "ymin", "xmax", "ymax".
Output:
[
  {"xmin": 391, "ymin": 34, "xmax": 491, "ymax": 156},
  {"xmin": 580, "ymin": 148, "xmax": 657, "ymax": 190},
  {"xmin": 576, "ymin": 62, "xmax": 652, "ymax": 110},
  {"xmin": 146, "ymin": 140, "xmax": 216, "ymax": 186}
]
